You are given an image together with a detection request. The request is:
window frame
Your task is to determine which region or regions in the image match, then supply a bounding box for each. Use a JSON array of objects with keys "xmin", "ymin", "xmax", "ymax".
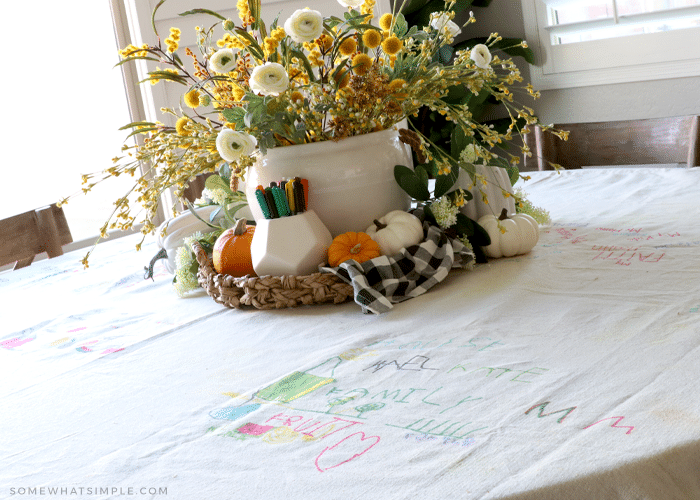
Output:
[{"xmin": 520, "ymin": 0, "xmax": 700, "ymax": 90}]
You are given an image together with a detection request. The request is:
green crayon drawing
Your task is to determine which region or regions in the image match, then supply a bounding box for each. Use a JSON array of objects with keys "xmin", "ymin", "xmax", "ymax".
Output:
[{"xmin": 257, "ymin": 372, "xmax": 334, "ymax": 403}]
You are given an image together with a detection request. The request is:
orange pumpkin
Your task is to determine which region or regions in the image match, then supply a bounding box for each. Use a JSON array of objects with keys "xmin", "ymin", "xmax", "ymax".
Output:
[
  {"xmin": 327, "ymin": 231, "xmax": 381, "ymax": 267},
  {"xmin": 212, "ymin": 218, "xmax": 256, "ymax": 277}
]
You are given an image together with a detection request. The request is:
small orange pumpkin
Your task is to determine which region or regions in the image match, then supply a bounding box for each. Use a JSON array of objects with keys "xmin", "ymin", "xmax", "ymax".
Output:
[
  {"xmin": 212, "ymin": 218, "xmax": 256, "ymax": 277},
  {"xmin": 327, "ymin": 231, "xmax": 381, "ymax": 267}
]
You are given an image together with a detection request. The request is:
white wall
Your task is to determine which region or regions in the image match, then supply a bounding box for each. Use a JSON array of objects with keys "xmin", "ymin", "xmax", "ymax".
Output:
[{"xmin": 465, "ymin": 0, "xmax": 700, "ymax": 125}]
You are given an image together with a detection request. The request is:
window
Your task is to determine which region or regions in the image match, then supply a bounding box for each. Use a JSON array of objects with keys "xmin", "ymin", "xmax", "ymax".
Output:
[
  {"xmin": 521, "ymin": 0, "xmax": 700, "ymax": 89},
  {"xmin": 0, "ymin": 1, "xmax": 139, "ymax": 244},
  {"xmin": 547, "ymin": 0, "xmax": 700, "ymax": 44}
]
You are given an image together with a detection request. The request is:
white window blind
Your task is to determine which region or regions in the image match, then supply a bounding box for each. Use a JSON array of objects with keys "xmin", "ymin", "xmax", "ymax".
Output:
[
  {"xmin": 543, "ymin": 0, "xmax": 700, "ymax": 45},
  {"xmin": 521, "ymin": 0, "xmax": 700, "ymax": 89}
]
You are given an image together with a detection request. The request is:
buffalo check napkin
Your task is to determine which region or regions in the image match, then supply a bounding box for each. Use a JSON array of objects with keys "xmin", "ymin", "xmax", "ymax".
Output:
[{"xmin": 321, "ymin": 223, "xmax": 475, "ymax": 314}]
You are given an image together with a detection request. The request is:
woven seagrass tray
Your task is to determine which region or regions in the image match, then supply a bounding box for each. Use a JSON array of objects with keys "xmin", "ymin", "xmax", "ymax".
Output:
[{"xmin": 191, "ymin": 241, "xmax": 354, "ymax": 310}]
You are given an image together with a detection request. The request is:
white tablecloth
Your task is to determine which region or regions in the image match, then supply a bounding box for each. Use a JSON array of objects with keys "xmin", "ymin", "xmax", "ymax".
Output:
[{"xmin": 2, "ymin": 168, "xmax": 699, "ymax": 500}]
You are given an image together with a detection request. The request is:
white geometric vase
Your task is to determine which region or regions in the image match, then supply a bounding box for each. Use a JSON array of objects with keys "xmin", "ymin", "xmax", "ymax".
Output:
[{"xmin": 250, "ymin": 210, "xmax": 333, "ymax": 276}]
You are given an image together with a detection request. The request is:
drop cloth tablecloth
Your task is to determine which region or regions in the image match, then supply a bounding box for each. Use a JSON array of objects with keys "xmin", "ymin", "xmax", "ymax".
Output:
[{"xmin": 2, "ymin": 168, "xmax": 699, "ymax": 500}]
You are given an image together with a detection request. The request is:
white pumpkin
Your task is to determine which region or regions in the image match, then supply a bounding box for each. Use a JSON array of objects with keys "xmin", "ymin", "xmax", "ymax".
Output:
[
  {"xmin": 156, "ymin": 206, "xmax": 223, "ymax": 273},
  {"xmin": 365, "ymin": 210, "xmax": 424, "ymax": 256},
  {"xmin": 478, "ymin": 209, "xmax": 539, "ymax": 258},
  {"xmin": 459, "ymin": 164, "xmax": 516, "ymax": 221}
]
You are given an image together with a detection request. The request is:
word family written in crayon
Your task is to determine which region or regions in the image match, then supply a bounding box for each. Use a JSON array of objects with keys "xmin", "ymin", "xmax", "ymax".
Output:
[{"xmin": 323, "ymin": 386, "xmax": 482, "ymax": 416}]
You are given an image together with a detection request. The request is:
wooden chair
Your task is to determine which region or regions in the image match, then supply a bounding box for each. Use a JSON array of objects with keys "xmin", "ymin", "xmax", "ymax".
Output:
[
  {"xmin": 182, "ymin": 172, "xmax": 215, "ymax": 205},
  {"xmin": 523, "ymin": 115, "xmax": 700, "ymax": 170},
  {"xmin": 0, "ymin": 203, "xmax": 73, "ymax": 270}
]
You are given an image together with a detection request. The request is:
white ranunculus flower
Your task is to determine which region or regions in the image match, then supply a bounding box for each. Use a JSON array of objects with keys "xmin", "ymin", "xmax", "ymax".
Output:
[
  {"xmin": 249, "ymin": 62, "xmax": 290, "ymax": 96},
  {"xmin": 216, "ymin": 129, "xmax": 257, "ymax": 162},
  {"xmin": 337, "ymin": 0, "xmax": 365, "ymax": 7},
  {"xmin": 470, "ymin": 44, "xmax": 492, "ymax": 69},
  {"xmin": 283, "ymin": 9, "xmax": 324, "ymax": 43},
  {"xmin": 209, "ymin": 48, "xmax": 238, "ymax": 74},
  {"xmin": 430, "ymin": 13, "xmax": 462, "ymax": 38}
]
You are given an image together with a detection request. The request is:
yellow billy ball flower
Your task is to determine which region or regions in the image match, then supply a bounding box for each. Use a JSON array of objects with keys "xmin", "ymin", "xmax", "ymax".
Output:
[
  {"xmin": 382, "ymin": 36, "xmax": 402, "ymax": 55},
  {"xmin": 175, "ymin": 117, "xmax": 190, "ymax": 136},
  {"xmin": 388, "ymin": 78, "xmax": 406, "ymax": 91},
  {"xmin": 362, "ymin": 29, "xmax": 381, "ymax": 49},
  {"xmin": 290, "ymin": 91, "xmax": 304, "ymax": 102},
  {"xmin": 351, "ymin": 53, "xmax": 373, "ymax": 76},
  {"xmin": 184, "ymin": 89, "xmax": 200, "ymax": 108},
  {"xmin": 379, "ymin": 13, "xmax": 393, "ymax": 31},
  {"xmin": 388, "ymin": 78, "xmax": 408, "ymax": 99},
  {"xmin": 338, "ymin": 37, "xmax": 357, "ymax": 56}
]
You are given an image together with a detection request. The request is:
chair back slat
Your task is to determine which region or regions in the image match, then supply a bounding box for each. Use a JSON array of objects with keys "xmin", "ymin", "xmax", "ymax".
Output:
[
  {"xmin": 524, "ymin": 115, "xmax": 699, "ymax": 170},
  {"xmin": 0, "ymin": 203, "xmax": 73, "ymax": 269}
]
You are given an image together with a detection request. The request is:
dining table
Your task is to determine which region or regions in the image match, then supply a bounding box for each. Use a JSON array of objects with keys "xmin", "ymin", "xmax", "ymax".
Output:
[{"xmin": 2, "ymin": 167, "xmax": 699, "ymax": 500}]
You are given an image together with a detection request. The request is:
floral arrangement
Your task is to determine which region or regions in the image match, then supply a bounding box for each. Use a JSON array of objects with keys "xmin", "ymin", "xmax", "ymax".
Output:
[{"xmin": 62, "ymin": 0, "xmax": 566, "ymax": 267}]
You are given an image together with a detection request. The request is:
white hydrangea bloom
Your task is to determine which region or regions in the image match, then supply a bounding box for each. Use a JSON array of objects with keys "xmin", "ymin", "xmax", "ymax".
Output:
[
  {"xmin": 173, "ymin": 245, "xmax": 198, "ymax": 297},
  {"xmin": 202, "ymin": 187, "xmax": 228, "ymax": 206},
  {"xmin": 431, "ymin": 196, "xmax": 459, "ymax": 229},
  {"xmin": 460, "ymin": 144, "xmax": 480, "ymax": 164}
]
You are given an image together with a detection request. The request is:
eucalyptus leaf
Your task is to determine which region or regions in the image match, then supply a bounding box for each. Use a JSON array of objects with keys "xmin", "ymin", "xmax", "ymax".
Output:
[
  {"xmin": 394, "ymin": 165, "xmax": 430, "ymax": 201},
  {"xmin": 454, "ymin": 212, "xmax": 475, "ymax": 237},
  {"xmin": 506, "ymin": 165, "xmax": 520, "ymax": 186},
  {"xmin": 434, "ymin": 170, "xmax": 459, "ymax": 199},
  {"xmin": 437, "ymin": 45, "xmax": 454, "ymax": 64},
  {"xmin": 222, "ymin": 107, "xmax": 246, "ymax": 127},
  {"xmin": 393, "ymin": 13, "xmax": 408, "ymax": 38},
  {"xmin": 460, "ymin": 213, "xmax": 491, "ymax": 246}
]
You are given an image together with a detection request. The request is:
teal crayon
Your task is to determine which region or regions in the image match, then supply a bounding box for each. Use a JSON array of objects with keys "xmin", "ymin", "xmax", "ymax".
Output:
[
  {"xmin": 271, "ymin": 186, "xmax": 291, "ymax": 217},
  {"xmin": 255, "ymin": 188, "xmax": 272, "ymax": 219}
]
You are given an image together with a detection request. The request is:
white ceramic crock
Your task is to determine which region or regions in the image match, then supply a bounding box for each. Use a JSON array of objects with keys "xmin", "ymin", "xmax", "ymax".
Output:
[{"xmin": 245, "ymin": 123, "xmax": 413, "ymax": 236}]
